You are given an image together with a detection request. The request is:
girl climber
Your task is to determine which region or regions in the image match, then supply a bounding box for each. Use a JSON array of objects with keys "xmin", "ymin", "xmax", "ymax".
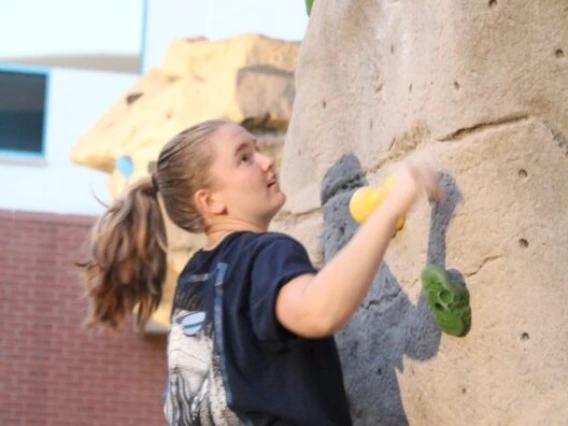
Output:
[{"xmin": 78, "ymin": 120, "xmax": 443, "ymax": 426}]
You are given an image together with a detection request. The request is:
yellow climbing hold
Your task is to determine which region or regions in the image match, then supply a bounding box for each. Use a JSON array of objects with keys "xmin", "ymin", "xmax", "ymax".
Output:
[{"xmin": 349, "ymin": 176, "xmax": 405, "ymax": 232}]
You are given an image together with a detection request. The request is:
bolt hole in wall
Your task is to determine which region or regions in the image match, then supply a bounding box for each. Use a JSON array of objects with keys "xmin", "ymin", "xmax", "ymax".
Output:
[
  {"xmin": 518, "ymin": 169, "xmax": 528, "ymax": 178},
  {"xmin": 488, "ymin": 0, "xmax": 497, "ymax": 7},
  {"xmin": 454, "ymin": 81, "xmax": 460, "ymax": 90},
  {"xmin": 555, "ymin": 49, "xmax": 564, "ymax": 58},
  {"xmin": 521, "ymin": 332, "xmax": 530, "ymax": 341},
  {"xmin": 126, "ymin": 92, "xmax": 144, "ymax": 105},
  {"xmin": 518, "ymin": 238, "xmax": 529, "ymax": 248}
]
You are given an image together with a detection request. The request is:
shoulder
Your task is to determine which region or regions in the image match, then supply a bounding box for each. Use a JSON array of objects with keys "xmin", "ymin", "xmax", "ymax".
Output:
[
  {"xmin": 253, "ymin": 231, "xmax": 301, "ymax": 245},
  {"xmin": 247, "ymin": 232, "xmax": 307, "ymax": 254},
  {"xmin": 181, "ymin": 232, "xmax": 309, "ymax": 274},
  {"xmin": 221, "ymin": 232, "xmax": 311, "ymax": 267},
  {"xmin": 213, "ymin": 230, "xmax": 303, "ymax": 251}
]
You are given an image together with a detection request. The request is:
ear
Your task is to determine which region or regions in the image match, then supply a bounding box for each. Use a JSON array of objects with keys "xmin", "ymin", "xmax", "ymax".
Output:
[{"xmin": 193, "ymin": 188, "xmax": 226, "ymax": 216}]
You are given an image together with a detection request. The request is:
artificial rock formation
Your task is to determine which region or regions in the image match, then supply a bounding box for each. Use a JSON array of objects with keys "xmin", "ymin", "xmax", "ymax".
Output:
[
  {"xmin": 275, "ymin": 0, "xmax": 568, "ymax": 425},
  {"xmin": 72, "ymin": 34, "xmax": 299, "ymax": 329}
]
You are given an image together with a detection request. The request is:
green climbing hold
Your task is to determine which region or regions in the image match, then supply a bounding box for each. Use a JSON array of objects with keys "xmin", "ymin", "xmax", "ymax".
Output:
[
  {"xmin": 421, "ymin": 265, "xmax": 471, "ymax": 337},
  {"xmin": 305, "ymin": 0, "xmax": 314, "ymax": 16}
]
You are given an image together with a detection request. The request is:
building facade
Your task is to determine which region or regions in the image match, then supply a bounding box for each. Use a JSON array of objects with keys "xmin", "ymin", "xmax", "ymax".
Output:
[{"xmin": 0, "ymin": 2, "xmax": 307, "ymax": 425}]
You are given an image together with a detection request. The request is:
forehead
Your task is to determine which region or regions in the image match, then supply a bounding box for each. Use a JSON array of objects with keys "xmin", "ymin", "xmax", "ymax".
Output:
[
  {"xmin": 210, "ymin": 123, "xmax": 255, "ymax": 157},
  {"xmin": 215, "ymin": 123, "xmax": 253, "ymax": 144}
]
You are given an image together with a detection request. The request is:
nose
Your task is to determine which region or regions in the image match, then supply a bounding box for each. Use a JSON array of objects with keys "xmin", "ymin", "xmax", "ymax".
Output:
[{"xmin": 258, "ymin": 151, "xmax": 275, "ymax": 171}]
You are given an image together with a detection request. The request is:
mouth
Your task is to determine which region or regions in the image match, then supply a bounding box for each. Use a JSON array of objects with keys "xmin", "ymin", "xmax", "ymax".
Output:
[{"xmin": 267, "ymin": 178, "xmax": 278, "ymax": 188}]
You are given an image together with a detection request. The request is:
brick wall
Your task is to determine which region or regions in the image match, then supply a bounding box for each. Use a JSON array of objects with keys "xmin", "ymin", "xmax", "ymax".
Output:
[{"xmin": 0, "ymin": 210, "xmax": 168, "ymax": 426}]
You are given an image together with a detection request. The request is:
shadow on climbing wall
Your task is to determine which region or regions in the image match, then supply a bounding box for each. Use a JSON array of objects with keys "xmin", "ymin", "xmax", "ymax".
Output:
[{"xmin": 320, "ymin": 154, "xmax": 462, "ymax": 426}]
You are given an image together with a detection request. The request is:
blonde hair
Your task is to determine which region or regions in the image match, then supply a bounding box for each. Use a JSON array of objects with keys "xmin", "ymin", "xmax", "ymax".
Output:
[{"xmin": 78, "ymin": 120, "xmax": 228, "ymax": 330}]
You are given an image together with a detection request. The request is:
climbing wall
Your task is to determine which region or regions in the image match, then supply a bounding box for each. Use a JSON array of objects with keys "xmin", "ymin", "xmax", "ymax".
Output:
[{"xmin": 274, "ymin": 1, "xmax": 568, "ymax": 424}]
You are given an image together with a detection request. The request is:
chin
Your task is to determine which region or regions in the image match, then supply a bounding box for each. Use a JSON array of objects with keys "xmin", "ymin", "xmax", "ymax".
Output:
[
  {"xmin": 276, "ymin": 191, "xmax": 287, "ymax": 208},
  {"xmin": 267, "ymin": 192, "xmax": 286, "ymax": 219}
]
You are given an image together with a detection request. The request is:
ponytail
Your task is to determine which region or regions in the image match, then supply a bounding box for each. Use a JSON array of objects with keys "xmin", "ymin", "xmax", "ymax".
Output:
[
  {"xmin": 79, "ymin": 120, "xmax": 228, "ymax": 330},
  {"xmin": 78, "ymin": 177, "xmax": 167, "ymax": 330}
]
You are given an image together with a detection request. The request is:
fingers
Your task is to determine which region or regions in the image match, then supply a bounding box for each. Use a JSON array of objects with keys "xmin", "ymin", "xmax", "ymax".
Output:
[
  {"xmin": 387, "ymin": 162, "xmax": 446, "ymax": 217},
  {"xmin": 408, "ymin": 164, "xmax": 445, "ymax": 203},
  {"xmin": 422, "ymin": 170, "xmax": 445, "ymax": 203}
]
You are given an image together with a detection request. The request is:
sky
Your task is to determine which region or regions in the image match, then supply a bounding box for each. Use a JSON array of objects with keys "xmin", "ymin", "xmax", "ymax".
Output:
[
  {"xmin": 0, "ymin": 0, "xmax": 144, "ymax": 57},
  {"xmin": 0, "ymin": 0, "xmax": 309, "ymax": 70}
]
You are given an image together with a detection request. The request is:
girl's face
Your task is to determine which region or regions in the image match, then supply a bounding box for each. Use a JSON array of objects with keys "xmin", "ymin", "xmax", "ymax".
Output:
[{"xmin": 203, "ymin": 123, "xmax": 286, "ymax": 227}]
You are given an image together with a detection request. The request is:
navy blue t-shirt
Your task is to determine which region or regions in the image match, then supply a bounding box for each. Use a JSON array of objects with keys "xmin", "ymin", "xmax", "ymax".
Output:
[{"xmin": 163, "ymin": 231, "xmax": 352, "ymax": 426}]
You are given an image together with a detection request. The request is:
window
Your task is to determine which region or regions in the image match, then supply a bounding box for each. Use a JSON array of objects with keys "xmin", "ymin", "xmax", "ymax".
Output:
[{"xmin": 0, "ymin": 67, "xmax": 48, "ymax": 157}]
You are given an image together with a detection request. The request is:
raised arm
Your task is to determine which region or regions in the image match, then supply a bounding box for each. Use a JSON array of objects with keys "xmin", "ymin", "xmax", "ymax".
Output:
[{"xmin": 275, "ymin": 163, "xmax": 443, "ymax": 338}]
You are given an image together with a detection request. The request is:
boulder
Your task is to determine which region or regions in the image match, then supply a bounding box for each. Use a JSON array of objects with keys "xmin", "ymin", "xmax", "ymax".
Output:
[{"xmin": 275, "ymin": 0, "xmax": 568, "ymax": 424}]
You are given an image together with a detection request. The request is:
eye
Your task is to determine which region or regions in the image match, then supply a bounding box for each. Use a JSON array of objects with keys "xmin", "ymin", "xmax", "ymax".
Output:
[{"xmin": 239, "ymin": 152, "xmax": 252, "ymax": 164}]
